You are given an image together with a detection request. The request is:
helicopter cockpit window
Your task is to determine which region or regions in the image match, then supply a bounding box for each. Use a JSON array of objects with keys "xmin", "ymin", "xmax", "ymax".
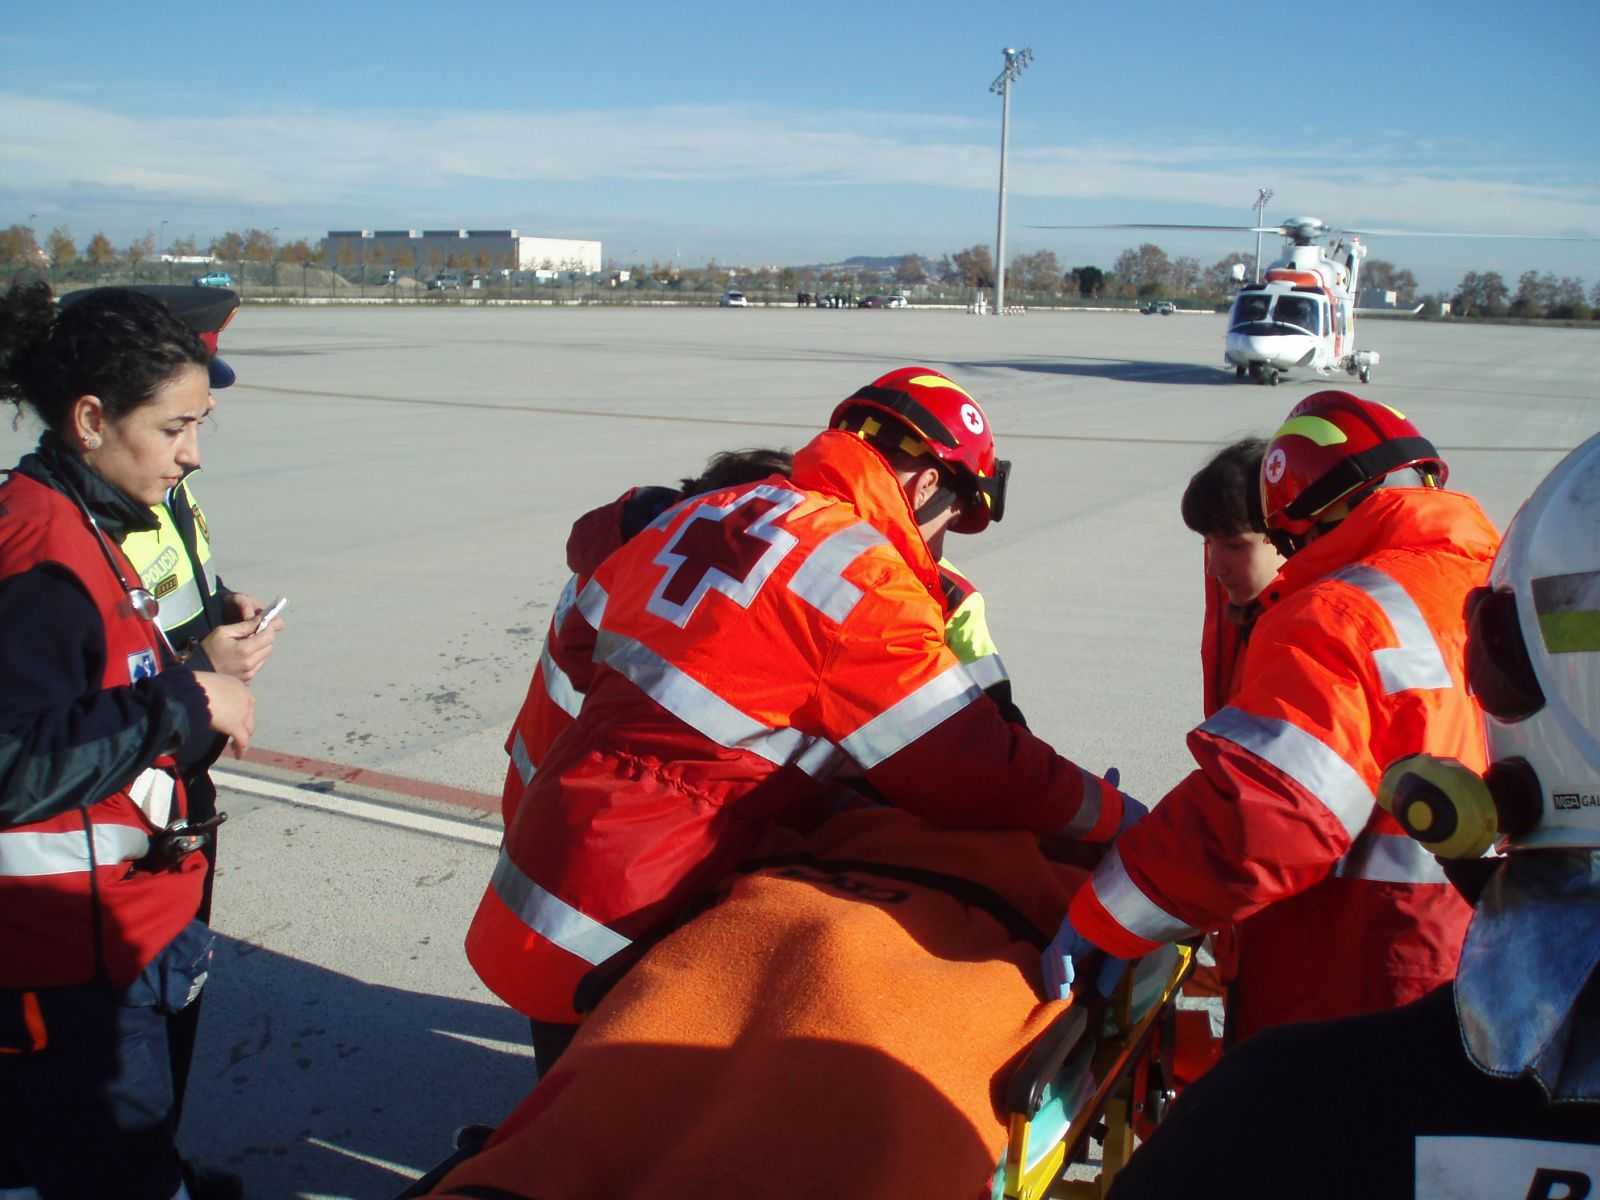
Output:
[
  {"xmin": 1273, "ymin": 295, "xmax": 1323, "ymax": 334},
  {"xmin": 1234, "ymin": 294, "xmax": 1272, "ymax": 323}
]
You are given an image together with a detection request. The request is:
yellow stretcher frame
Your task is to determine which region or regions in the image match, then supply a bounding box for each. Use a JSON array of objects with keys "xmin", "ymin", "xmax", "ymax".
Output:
[{"xmin": 999, "ymin": 942, "xmax": 1197, "ymax": 1200}]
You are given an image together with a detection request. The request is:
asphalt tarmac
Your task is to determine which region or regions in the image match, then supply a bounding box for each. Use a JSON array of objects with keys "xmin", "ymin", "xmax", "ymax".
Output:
[{"xmin": 3, "ymin": 305, "xmax": 1594, "ymax": 1197}]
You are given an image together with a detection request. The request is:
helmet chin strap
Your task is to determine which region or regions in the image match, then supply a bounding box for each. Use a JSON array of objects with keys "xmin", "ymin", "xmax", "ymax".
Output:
[{"xmin": 914, "ymin": 484, "xmax": 959, "ymax": 527}]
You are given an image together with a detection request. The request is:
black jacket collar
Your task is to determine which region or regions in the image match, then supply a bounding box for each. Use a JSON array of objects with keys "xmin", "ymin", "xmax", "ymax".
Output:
[{"xmin": 15, "ymin": 433, "xmax": 160, "ymax": 538}]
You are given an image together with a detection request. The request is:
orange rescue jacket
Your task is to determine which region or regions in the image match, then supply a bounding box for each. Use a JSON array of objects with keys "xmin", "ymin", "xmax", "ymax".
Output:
[
  {"xmin": 469, "ymin": 431, "xmax": 1125, "ymax": 1022},
  {"xmin": 1071, "ymin": 489, "xmax": 1498, "ymax": 1041}
]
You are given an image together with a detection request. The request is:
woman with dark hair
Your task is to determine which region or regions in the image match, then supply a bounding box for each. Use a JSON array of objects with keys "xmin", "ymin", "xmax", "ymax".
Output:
[{"xmin": 0, "ymin": 281, "xmax": 256, "ymax": 1199}]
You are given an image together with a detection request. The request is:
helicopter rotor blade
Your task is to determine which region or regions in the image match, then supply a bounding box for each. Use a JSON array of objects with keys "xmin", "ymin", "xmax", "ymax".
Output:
[
  {"xmin": 1027, "ymin": 223, "xmax": 1286, "ymax": 234},
  {"xmin": 1336, "ymin": 226, "xmax": 1600, "ymax": 241}
]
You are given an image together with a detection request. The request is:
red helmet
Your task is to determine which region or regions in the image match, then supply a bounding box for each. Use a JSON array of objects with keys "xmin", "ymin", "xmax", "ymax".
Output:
[
  {"xmin": 830, "ymin": 366, "xmax": 1010, "ymax": 533},
  {"xmin": 1261, "ymin": 391, "xmax": 1447, "ymax": 542}
]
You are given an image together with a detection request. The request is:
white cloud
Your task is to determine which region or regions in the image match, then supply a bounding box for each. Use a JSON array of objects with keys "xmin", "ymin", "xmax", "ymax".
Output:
[{"xmin": 3, "ymin": 92, "xmax": 1597, "ymax": 239}]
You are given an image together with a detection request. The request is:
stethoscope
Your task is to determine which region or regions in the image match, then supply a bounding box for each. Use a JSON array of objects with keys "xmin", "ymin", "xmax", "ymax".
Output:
[{"xmin": 44, "ymin": 468, "xmax": 179, "ymax": 662}]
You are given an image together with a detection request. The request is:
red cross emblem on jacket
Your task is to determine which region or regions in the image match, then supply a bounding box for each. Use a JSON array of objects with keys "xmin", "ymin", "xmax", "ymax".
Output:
[{"xmin": 647, "ymin": 487, "xmax": 803, "ymax": 626}]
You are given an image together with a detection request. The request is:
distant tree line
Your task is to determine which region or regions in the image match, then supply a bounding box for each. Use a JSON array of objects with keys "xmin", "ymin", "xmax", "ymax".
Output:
[
  {"xmin": 5, "ymin": 222, "xmax": 1594, "ymax": 318},
  {"xmin": 1451, "ymin": 270, "xmax": 1596, "ymax": 320}
]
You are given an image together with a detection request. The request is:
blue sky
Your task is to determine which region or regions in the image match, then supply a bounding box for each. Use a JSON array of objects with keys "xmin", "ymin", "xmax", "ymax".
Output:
[{"xmin": 5, "ymin": 0, "xmax": 1599, "ymax": 290}]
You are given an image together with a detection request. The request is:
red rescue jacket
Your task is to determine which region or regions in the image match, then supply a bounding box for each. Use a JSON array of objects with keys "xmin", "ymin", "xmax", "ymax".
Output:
[
  {"xmin": 1071, "ymin": 489, "xmax": 1497, "ymax": 1041},
  {"xmin": 469, "ymin": 431, "xmax": 1126, "ymax": 1022},
  {"xmin": 0, "ymin": 474, "xmax": 203, "ymax": 988}
]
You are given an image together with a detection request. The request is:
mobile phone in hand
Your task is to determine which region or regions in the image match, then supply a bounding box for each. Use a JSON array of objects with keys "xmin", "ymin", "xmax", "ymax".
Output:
[{"xmin": 253, "ymin": 596, "xmax": 289, "ymax": 635}]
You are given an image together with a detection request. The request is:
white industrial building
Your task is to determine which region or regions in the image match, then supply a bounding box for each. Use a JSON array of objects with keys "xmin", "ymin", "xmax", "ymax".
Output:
[{"xmin": 324, "ymin": 229, "xmax": 602, "ymax": 275}]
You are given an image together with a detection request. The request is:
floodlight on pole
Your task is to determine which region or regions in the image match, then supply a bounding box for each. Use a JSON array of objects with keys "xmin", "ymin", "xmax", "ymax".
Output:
[
  {"xmin": 990, "ymin": 46, "xmax": 1032, "ymax": 317},
  {"xmin": 1252, "ymin": 187, "xmax": 1274, "ymax": 283}
]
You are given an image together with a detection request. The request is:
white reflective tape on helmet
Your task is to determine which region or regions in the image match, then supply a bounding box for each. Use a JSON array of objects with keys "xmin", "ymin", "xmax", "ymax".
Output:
[
  {"xmin": 593, "ymin": 630, "xmax": 840, "ymax": 777},
  {"xmin": 786, "ymin": 522, "xmax": 888, "ymax": 623},
  {"xmin": 489, "ymin": 848, "xmax": 631, "ymax": 966},
  {"xmin": 838, "ymin": 663, "xmax": 983, "ymax": 770},
  {"xmin": 1328, "ymin": 565, "xmax": 1453, "ymax": 694},
  {"xmin": 510, "ymin": 730, "xmax": 536, "ymax": 787},
  {"xmin": 1333, "ymin": 829, "xmax": 1452, "ymax": 884},
  {"xmin": 1200, "ymin": 706, "xmax": 1374, "ymax": 841},
  {"xmin": 1091, "ymin": 845, "xmax": 1199, "ymax": 945},
  {"xmin": 0, "ymin": 824, "xmax": 151, "ymax": 878}
]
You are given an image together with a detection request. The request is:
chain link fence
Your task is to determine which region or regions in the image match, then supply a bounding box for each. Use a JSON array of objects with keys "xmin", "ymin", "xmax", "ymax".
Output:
[{"xmin": 6, "ymin": 259, "xmax": 1231, "ymax": 311}]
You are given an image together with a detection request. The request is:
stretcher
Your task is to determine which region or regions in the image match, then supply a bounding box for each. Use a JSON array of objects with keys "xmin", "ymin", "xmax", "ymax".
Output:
[
  {"xmin": 997, "ymin": 941, "xmax": 1197, "ymax": 1199},
  {"xmin": 406, "ymin": 810, "xmax": 1203, "ymax": 1200}
]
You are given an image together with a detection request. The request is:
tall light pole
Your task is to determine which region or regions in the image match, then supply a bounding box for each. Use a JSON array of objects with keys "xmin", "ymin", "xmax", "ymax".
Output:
[
  {"xmin": 990, "ymin": 46, "xmax": 1032, "ymax": 316},
  {"xmin": 1252, "ymin": 187, "xmax": 1274, "ymax": 283}
]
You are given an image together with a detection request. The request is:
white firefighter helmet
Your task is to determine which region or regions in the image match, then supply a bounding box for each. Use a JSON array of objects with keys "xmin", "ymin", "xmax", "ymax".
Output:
[{"xmin": 1469, "ymin": 431, "xmax": 1600, "ymax": 850}]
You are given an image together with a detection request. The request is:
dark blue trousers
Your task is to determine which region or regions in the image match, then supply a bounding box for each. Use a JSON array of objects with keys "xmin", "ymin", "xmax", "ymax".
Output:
[{"xmin": 0, "ymin": 924, "xmax": 212, "ymax": 1200}]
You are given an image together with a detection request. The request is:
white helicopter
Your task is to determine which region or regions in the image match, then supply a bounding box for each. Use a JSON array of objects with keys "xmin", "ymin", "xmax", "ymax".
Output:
[{"xmin": 1033, "ymin": 216, "xmax": 1589, "ymax": 385}]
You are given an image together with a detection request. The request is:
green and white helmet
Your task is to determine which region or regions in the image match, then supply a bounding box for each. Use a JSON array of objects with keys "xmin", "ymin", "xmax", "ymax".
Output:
[{"xmin": 1468, "ymin": 432, "xmax": 1600, "ymax": 850}]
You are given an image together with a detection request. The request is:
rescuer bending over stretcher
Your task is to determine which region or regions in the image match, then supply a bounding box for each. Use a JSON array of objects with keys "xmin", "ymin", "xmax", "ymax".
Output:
[
  {"xmin": 474, "ymin": 366, "xmax": 1142, "ymax": 1067},
  {"xmin": 470, "ymin": 438, "xmax": 1027, "ymax": 1070}
]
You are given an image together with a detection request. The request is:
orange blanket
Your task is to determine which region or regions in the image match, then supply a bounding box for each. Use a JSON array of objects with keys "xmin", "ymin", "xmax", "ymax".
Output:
[{"xmin": 430, "ymin": 808, "xmax": 1084, "ymax": 1199}]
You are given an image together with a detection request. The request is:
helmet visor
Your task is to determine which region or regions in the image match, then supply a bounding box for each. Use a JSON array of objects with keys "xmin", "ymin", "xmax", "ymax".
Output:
[{"xmin": 1465, "ymin": 588, "xmax": 1545, "ymax": 722}]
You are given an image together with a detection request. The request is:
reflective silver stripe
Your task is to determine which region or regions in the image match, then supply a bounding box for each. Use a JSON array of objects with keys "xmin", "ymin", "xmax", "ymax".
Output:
[
  {"xmin": 540, "ymin": 643, "xmax": 584, "ymax": 718},
  {"xmin": 551, "ymin": 574, "xmax": 580, "ymax": 631},
  {"xmin": 1328, "ymin": 564, "xmax": 1453, "ymax": 695},
  {"xmin": 964, "ymin": 651, "xmax": 1010, "ymax": 691},
  {"xmin": 786, "ymin": 522, "xmax": 888, "ymax": 623},
  {"xmin": 1061, "ymin": 766, "xmax": 1105, "ymax": 837},
  {"xmin": 489, "ymin": 849, "xmax": 630, "ymax": 965},
  {"xmin": 576, "ymin": 578, "xmax": 608, "ymax": 630},
  {"xmin": 1092, "ymin": 845, "xmax": 1198, "ymax": 945},
  {"xmin": 838, "ymin": 663, "xmax": 982, "ymax": 770},
  {"xmin": 510, "ymin": 730, "xmax": 536, "ymax": 786},
  {"xmin": 154, "ymin": 573, "xmax": 206, "ymax": 628},
  {"xmin": 0, "ymin": 825, "xmax": 151, "ymax": 878},
  {"xmin": 1176, "ymin": 991, "xmax": 1227, "ymax": 1039},
  {"xmin": 1334, "ymin": 830, "xmax": 1452, "ymax": 885},
  {"xmin": 1200, "ymin": 706, "xmax": 1374, "ymax": 840},
  {"xmin": 593, "ymin": 630, "xmax": 840, "ymax": 777}
]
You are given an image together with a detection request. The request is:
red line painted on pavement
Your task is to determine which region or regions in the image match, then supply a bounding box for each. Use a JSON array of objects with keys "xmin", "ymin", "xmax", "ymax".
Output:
[{"xmin": 240, "ymin": 747, "xmax": 500, "ymax": 815}]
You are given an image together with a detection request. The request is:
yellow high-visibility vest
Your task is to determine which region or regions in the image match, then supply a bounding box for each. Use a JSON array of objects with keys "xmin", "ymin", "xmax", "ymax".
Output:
[{"xmin": 122, "ymin": 481, "xmax": 215, "ymax": 636}]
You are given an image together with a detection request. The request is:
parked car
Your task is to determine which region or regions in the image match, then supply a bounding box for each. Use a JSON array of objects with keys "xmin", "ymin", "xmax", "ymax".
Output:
[
  {"xmin": 192, "ymin": 271, "xmax": 233, "ymax": 288},
  {"xmin": 719, "ymin": 290, "xmax": 750, "ymax": 307},
  {"xmin": 1157, "ymin": 300, "xmax": 1177, "ymax": 315},
  {"xmin": 885, "ymin": 293, "xmax": 909, "ymax": 308},
  {"xmin": 429, "ymin": 272, "xmax": 463, "ymax": 292}
]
